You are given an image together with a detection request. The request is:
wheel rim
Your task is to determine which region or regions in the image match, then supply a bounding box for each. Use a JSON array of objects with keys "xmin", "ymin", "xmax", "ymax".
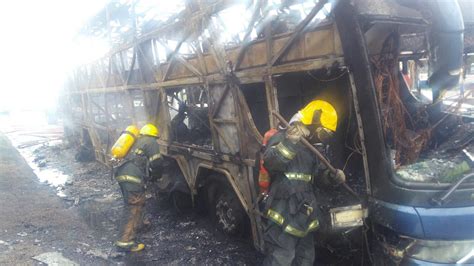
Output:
[{"xmin": 215, "ymin": 196, "xmax": 238, "ymax": 233}]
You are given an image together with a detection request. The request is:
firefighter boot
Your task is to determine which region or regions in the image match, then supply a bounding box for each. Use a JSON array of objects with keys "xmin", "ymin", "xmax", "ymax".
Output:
[{"xmin": 115, "ymin": 241, "xmax": 145, "ymax": 252}]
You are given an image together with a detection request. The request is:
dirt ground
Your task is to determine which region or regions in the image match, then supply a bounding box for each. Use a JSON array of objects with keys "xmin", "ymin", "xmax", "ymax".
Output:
[
  {"xmin": 0, "ymin": 133, "xmax": 107, "ymax": 265},
  {"xmin": 0, "ymin": 121, "xmax": 262, "ymax": 265}
]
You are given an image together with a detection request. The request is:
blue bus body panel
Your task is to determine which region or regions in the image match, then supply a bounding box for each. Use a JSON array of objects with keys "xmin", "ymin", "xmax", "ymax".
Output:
[
  {"xmin": 415, "ymin": 206, "xmax": 474, "ymax": 240},
  {"xmin": 371, "ymin": 199, "xmax": 474, "ymax": 240},
  {"xmin": 370, "ymin": 200, "xmax": 425, "ymax": 238}
]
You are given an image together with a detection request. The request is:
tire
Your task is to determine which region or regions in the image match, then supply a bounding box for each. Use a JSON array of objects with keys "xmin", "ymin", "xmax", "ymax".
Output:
[{"xmin": 213, "ymin": 185, "xmax": 246, "ymax": 236}]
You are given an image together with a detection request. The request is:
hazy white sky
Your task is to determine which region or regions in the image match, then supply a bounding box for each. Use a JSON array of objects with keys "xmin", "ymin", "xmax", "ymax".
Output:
[{"xmin": 0, "ymin": 0, "xmax": 107, "ymax": 111}]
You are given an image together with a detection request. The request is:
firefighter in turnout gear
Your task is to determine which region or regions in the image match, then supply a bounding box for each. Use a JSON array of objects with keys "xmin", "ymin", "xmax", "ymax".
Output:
[
  {"xmin": 114, "ymin": 123, "xmax": 163, "ymax": 252},
  {"xmin": 261, "ymin": 100, "xmax": 346, "ymax": 265}
]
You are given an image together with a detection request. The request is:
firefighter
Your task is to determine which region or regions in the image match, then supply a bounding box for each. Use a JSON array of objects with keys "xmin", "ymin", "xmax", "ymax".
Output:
[
  {"xmin": 261, "ymin": 100, "xmax": 346, "ymax": 265},
  {"xmin": 114, "ymin": 123, "xmax": 163, "ymax": 252}
]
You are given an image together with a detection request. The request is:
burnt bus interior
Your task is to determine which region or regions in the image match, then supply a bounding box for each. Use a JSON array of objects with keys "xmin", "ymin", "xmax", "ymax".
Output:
[
  {"xmin": 166, "ymin": 86, "xmax": 212, "ymax": 147},
  {"xmin": 161, "ymin": 67, "xmax": 365, "ymax": 191},
  {"xmin": 355, "ymin": 0, "xmax": 473, "ymax": 202},
  {"xmin": 155, "ymin": 70, "xmax": 367, "ymax": 251},
  {"xmin": 335, "ymin": 1, "xmax": 472, "ymax": 264}
]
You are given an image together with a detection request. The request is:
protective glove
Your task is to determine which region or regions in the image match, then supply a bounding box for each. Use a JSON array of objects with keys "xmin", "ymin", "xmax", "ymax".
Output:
[
  {"xmin": 330, "ymin": 169, "xmax": 346, "ymax": 185},
  {"xmin": 286, "ymin": 122, "xmax": 310, "ymax": 144}
]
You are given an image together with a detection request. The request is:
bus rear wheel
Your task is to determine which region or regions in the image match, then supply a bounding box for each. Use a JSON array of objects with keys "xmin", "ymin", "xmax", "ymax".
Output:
[{"xmin": 210, "ymin": 183, "xmax": 245, "ymax": 236}]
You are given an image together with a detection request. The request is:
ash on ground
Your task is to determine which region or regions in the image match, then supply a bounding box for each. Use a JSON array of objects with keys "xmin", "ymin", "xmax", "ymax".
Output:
[{"xmin": 28, "ymin": 142, "xmax": 262, "ymax": 265}]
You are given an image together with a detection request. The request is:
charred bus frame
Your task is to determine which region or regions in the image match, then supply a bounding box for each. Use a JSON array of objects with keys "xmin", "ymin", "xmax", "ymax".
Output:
[
  {"xmin": 63, "ymin": 0, "xmax": 473, "ymax": 263},
  {"xmin": 64, "ymin": 0, "xmax": 350, "ymax": 251}
]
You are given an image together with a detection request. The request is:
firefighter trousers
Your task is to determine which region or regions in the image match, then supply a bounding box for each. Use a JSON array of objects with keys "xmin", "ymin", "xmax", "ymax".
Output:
[
  {"xmin": 118, "ymin": 188, "xmax": 146, "ymax": 245},
  {"xmin": 263, "ymin": 223, "xmax": 315, "ymax": 266}
]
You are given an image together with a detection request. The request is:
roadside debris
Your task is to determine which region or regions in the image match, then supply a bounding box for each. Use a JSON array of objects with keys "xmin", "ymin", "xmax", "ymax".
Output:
[
  {"xmin": 16, "ymin": 232, "xmax": 28, "ymax": 237},
  {"xmin": 32, "ymin": 252, "xmax": 78, "ymax": 266},
  {"xmin": 85, "ymin": 248, "xmax": 108, "ymax": 260}
]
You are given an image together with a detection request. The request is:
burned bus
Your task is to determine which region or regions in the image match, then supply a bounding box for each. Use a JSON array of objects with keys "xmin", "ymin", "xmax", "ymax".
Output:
[{"xmin": 62, "ymin": 0, "xmax": 474, "ymax": 264}]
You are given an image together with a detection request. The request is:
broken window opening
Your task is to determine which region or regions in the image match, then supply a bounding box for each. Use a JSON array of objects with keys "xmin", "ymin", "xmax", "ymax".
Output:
[
  {"xmin": 239, "ymin": 83, "xmax": 270, "ymax": 135},
  {"xmin": 178, "ymin": 42, "xmax": 195, "ymax": 58},
  {"xmin": 89, "ymin": 94, "xmax": 107, "ymax": 125},
  {"xmin": 150, "ymin": 40, "xmax": 160, "ymax": 65},
  {"xmin": 130, "ymin": 90, "xmax": 147, "ymax": 124},
  {"xmin": 143, "ymin": 90, "xmax": 160, "ymax": 124},
  {"xmin": 105, "ymin": 92, "xmax": 129, "ymax": 125},
  {"xmin": 369, "ymin": 30, "xmax": 474, "ymax": 185},
  {"xmin": 167, "ymin": 86, "xmax": 212, "ymax": 148},
  {"xmin": 125, "ymin": 47, "xmax": 135, "ymax": 71},
  {"xmin": 153, "ymin": 40, "xmax": 168, "ymax": 64}
]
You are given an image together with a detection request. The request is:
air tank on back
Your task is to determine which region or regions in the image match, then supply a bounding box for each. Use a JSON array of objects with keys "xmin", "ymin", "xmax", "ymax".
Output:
[{"xmin": 111, "ymin": 125, "xmax": 139, "ymax": 159}]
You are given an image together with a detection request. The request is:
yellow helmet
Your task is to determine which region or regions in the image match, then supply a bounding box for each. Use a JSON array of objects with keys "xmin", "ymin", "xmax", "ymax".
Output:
[
  {"xmin": 299, "ymin": 100, "xmax": 338, "ymax": 132},
  {"xmin": 139, "ymin": 123, "xmax": 159, "ymax": 137}
]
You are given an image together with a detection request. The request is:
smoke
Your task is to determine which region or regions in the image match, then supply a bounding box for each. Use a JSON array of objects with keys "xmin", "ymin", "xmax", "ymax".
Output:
[{"xmin": 0, "ymin": 0, "xmax": 107, "ymax": 111}]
